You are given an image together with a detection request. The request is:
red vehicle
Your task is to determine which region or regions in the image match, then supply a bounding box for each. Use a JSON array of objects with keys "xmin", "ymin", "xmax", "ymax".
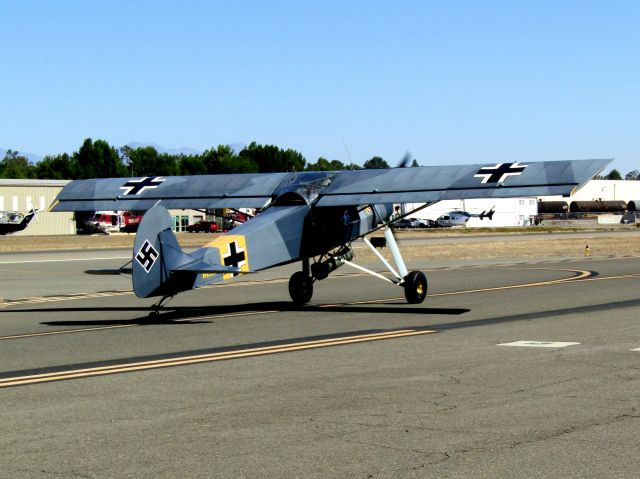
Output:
[
  {"xmin": 186, "ymin": 220, "xmax": 219, "ymax": 233},
  {"xmin": 120, "ymin": 211, "xmax": 143, "ymax": 233}
]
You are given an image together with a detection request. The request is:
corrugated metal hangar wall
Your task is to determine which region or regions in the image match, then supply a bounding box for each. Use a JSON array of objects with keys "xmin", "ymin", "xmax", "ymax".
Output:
[{"xmin": 0, "ymin": 179, "xmax": 75, "ymax": 235}]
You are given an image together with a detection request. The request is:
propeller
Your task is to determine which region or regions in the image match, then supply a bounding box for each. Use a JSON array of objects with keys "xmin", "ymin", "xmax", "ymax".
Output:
[{"xmin": 396, "ymin": 152, "xmax": 412, "ymax": 168}]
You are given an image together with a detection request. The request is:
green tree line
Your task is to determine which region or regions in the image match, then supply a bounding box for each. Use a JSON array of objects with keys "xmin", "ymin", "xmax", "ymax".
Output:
[
  {"xmin": 592, "ymin": 168, "xmax": 640, "ymax": 180},
  {"xmin": 1, "ymin": 138, "xmax": 403, "ymax": 179}
]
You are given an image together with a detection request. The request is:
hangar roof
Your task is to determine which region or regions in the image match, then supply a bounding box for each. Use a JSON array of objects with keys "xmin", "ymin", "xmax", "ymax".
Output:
[{"xmin": 0, "ymin": 179, "xmax": 71, "ymax": 187}]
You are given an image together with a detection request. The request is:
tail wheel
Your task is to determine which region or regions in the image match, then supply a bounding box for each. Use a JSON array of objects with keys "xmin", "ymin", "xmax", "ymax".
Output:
[
  {"xmin": 403, "ymin": 271, "xmax": 427, "ymax": 304},
  {"xmin": 288, "ymin": 271, "xmax": 313, "ymax": 305}
]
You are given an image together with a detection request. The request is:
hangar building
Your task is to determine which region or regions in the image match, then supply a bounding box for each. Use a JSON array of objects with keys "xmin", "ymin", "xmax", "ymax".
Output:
[
  {"xmin": 0, "ymin": 179, "xmax": 75, "ymax": 235},
  {"xmin": 0, "ymin": 179, "xmax": 206, "ymax": 236}
]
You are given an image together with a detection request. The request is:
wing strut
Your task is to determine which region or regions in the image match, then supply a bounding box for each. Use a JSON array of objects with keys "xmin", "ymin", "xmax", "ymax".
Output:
[
  {"xmin": 341, "ymin": 227, "xmax": 408, "ymax": 285},
  {"xmin": 344, "ymin": 226, "xmax": 427, "ymax": 303},
  {"xmin": 384, "ymin": 227, "xmax": 408, "ymax": 278}
]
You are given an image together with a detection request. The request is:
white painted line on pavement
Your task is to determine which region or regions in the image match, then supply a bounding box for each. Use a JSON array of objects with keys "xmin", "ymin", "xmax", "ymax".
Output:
[
  {"xmin": 0, "ymin": 256, "xmax": 129, "ymax": 265},
  {"xmin": 498, "ymin": 340, "xmax": 580, "ymax": 348}
]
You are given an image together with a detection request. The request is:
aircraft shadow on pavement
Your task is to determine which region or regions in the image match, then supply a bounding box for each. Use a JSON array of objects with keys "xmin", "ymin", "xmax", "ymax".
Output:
[
  {"xmin": 25, "ymin": 297, "xmax": 640, "ymax": 330},
  {"xmin": 0, "ymin": 301, "xmax": 470, "ymax": 327}
]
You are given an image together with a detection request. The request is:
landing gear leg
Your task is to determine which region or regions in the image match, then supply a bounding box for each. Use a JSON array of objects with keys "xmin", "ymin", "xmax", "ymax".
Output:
[
  {"xmin": 342, "ymin": 227, "xmax": 428, "ymax": 304},
  {"xmin": 289, "ymin": 258, "xmax": 313, "ymax": 305},
  {"xmin": 150, "ymin": 295, "xmax": 172, "ymax": 315}
]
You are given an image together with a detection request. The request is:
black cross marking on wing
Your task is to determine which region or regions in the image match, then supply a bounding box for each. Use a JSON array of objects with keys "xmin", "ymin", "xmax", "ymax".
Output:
[
  {"xmin": 474, "ymin": 162, "xmax": 528, "ymax": 184},
  {"xmin": 120, "ymin": 177, "xmax": 165, "ymax": 196},
  {"xmin": 223, "ymin": 241, "xmax": 246, "ymax": 276},
  {"xmin": 135, "ymin": 240, "xmax": 159, "ymax": 273}
]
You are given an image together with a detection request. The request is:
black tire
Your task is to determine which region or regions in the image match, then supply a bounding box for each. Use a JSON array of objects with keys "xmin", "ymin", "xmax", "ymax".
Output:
[
  {"xmin": 403, "ymin": 271, "xmax": 427, "ymax": 304},
  {"xmin": 288, "ymin": 271, "xmax": 313, "ymax": 304}
]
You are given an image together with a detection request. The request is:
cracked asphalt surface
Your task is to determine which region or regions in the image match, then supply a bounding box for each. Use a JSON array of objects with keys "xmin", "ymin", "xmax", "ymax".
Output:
[{"xmin": 0, "ymin": 250, "xmax": 639, "ymax": 478}]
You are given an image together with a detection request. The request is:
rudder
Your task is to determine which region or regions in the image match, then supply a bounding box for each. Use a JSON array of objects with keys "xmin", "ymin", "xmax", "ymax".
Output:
[
  {"xmin": 132, "ymin": 205, "xmax": 190, "ymax": 298},
  {"xmin": 132, "ymin": 205, "xmax": 241, "ymax": 298}
]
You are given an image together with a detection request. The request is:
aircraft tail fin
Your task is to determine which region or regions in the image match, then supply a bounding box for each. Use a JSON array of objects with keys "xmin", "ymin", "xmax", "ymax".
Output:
[
  {"xmin": 20, "ymin": 209, "xmax": 38, "ymax": 227},
  {"xmin": 479, "ymin": 207, "xmax": 495, "ymax": 221},
  {"xmin": 132, "ymin": 205, "xmax": 240, "ymax": 298}
]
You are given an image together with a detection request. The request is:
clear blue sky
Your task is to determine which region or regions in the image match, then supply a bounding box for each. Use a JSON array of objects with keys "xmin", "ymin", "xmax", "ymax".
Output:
[{"xmin": 1, "ymin": 0, "xmax": 638, "ymax": 174}]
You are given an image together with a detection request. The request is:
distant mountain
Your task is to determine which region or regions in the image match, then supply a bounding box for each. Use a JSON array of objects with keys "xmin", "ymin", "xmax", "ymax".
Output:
[
  {"xmin": 1, "ymin": 141, "xmax": 247, "ymax": 163},
  {"xmin": 0, "ymin": 147, "xmax": 42, "ymax": 164},
  {"xmin": 124, "ymin": 142, "xmax": 202, "ymax": 156},
  {"xmin": 125, "ymin": 141, "xmax": 248, "ymax": 156}
]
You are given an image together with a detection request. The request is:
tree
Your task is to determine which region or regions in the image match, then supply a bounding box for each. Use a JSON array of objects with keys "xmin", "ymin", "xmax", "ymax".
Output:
[
  {"xmin": 0, "ymin": 150, "xmax": 33, "ymax": 178},
  {"xmin": 34, "ymin": 153, "xmax": 75, "ymax": 179},
  {"xmin": 280, "ymin": 148, "xmax": 307, "ymax": 172},
  {"xmin": 74, "ymin": 138, "xmax": 126, "ymax": 178},
  {"xmin": 363, "ymin": 156, "xmax": 390, "ymax": 169},
  {"xmin": 239, "ymin": 142, "xmax": 306, "ymax": 173},
  {"xmin": 344, "ymin": 163, "xmax": 362, "ymax": 170},
  {"xmin": 606, "ymin": 169, "xmax": 622, "ymax": 180},
  {"xmin": 122, "ymin": 146, "xmax": 178, "ymax": 177},
  {"xmin": 411, "ymin": 159, "xmax": 419, "ymax": 167},
  {"xmin": 179, "ymin": 155, "xmax": 207, "ymax": 175},
  {"xmin": 305, "ymin": 157, "xmax": 346, "ymax": 171},
  {"xmin": 121, "ymin": 145, "xmax": 178, "ymax": 177},
  {"xmin": 218, "ymin": 154, "xmax": 259, "ymax": 174},
  {"xmin": 625, "ymin": 170, "xmax": 640, "ymax": 180},
  {"xmin": 201, "ymin": 145, "xmax": 243, "ymax": 174}
]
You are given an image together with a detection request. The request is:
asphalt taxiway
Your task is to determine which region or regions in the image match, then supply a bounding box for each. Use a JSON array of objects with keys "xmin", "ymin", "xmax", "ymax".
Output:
[{"xmin": 1, "ymin": 250, "xmax": 639, "ymax": 478}]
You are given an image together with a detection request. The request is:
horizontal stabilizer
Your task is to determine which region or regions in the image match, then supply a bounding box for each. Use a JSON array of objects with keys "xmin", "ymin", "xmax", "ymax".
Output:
[{"xmin": 171, "ymin": 259, "xmax": 244, "ymax": 275}]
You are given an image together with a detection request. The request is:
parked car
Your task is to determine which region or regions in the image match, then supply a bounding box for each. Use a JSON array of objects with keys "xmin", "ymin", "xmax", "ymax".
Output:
[
  {"xmin": 393, "ymin": 218, "xmax": 436, "ymax": 229},
  {"xmin": 186, "ymin": 220, "xmax": 219, "ymax": 233},
  {"xmin": 393, "ymin": 219, "xmax": 414, "ymax": 228},
  {"xmin": 413, "ymin": 218, "xmax": 436, "ymax": 228}
]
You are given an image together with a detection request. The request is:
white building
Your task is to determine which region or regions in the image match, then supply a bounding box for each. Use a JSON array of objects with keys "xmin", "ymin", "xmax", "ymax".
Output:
[
  {"xmin": 406, "ymin": 197, "xmax": 538, "ymax": 227},
  {"xmin": 404, "ymin": 179, "xmax": 640, "ymax": 228},
  {"xmin": 539, "ymin": 179, "xmax": 639, "ymax": 203}
]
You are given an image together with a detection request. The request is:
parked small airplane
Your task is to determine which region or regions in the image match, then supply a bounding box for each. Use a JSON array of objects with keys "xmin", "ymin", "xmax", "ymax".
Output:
[
  {"xmin": 435, "ymin": 207, "xmax": 494, "ymax": 227},
  {"xmin": 49, "ymin": 159, "xmax": 609, "ymax": 308},
  {"xmin": 0, "ymin": 209, "xmax": 38, "ymax": 235}
]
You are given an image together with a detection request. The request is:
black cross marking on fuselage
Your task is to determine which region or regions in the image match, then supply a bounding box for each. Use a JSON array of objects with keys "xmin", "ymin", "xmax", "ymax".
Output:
[
  {"xmin": 120, "ymin": 177, "xmax": 165, "ymax": 196},
  {"xmin": 223, "ymin": 241, "xmax": 246, "ymax": 275},
  {"xmin": 135, "ymin": 240, "xmax": 159, "ymax": 273},
  {"xmin": 474, "ymin": 162, "xmax": 528, "ymax": 184}
]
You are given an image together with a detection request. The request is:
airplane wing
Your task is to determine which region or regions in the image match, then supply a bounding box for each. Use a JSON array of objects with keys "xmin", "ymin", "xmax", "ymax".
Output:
[
  {"xmin": 49, "ymin": 172, "xmax": 290, "ymax": 211},
  {"xmin": 315, "ymin": 159, "xmax": 611, "ymax": 206},
  {"xmin": 49, "ymin": 159, "xmax": 610, "ymax": 211}
]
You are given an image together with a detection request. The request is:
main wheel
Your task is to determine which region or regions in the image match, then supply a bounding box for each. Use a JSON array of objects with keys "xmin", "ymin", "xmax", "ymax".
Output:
[
  {"xmin": 403, "ymin": 271, "xmax": 427, "ymax": 304},
  {"xmin": 288, "ymin": 271, "xmax": 313, "ymax": 305}
]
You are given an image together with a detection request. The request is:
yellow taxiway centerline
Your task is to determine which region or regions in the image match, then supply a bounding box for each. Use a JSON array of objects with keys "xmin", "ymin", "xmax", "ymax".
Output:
[{"xmin": 0, "ymin": 329, "xmax": 434, "ymax": 388}]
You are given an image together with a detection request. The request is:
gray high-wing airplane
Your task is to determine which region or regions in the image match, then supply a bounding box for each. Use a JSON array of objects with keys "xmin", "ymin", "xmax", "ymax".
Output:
[{"xmin": 49, "ymin": 159, "xmax": 609, "ymax": 308}]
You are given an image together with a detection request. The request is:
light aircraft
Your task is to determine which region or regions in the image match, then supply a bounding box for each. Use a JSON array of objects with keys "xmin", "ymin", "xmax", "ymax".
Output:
[
  {"xmin": 49, "ymin": 159, "xmax": 609, "ymax": 308},
  {"xmin": 0, "ymin": 209, "xmax": 38, "ymax": 235},
  {"xmin": 435, "ymin": 207, "xmax": 494, "ymax": 227}
]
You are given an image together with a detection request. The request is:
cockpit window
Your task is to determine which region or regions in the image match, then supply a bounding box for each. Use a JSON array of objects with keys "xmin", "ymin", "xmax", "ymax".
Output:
[{"xmin": 273, "ymin": 172, "xmax": 336, "ymax": 206}]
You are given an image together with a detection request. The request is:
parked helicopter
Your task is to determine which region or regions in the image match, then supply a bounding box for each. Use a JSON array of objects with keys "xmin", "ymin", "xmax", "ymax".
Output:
[
  {"xmin": 0, "ymin": 209, "xmax": 38, "ymax": 235},
  {"xmin": 435, "ymin": 207, "xmax": 495, "ymax": 227},
  {"xmin": 49, "ymin": 159, "xmax": 609, "ymax": 308}
]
